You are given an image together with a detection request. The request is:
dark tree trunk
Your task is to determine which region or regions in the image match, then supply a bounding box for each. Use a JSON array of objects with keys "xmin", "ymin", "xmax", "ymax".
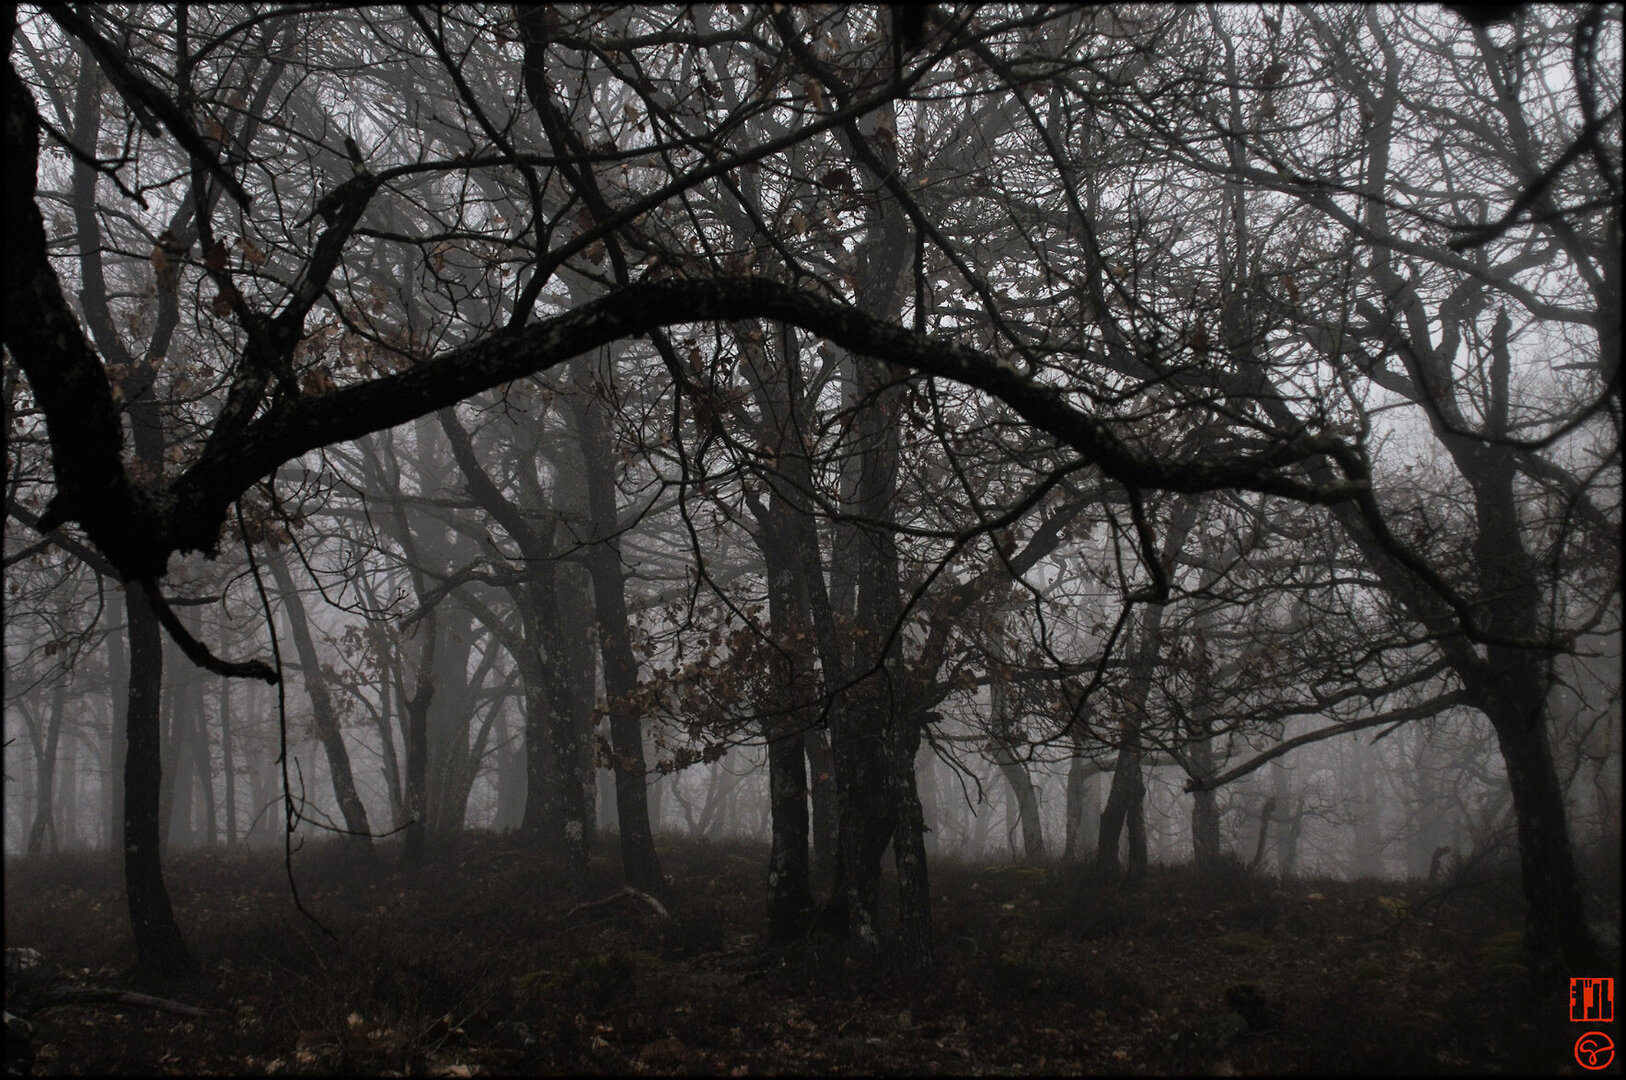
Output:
[
  {"xmin": 220, "ymin": 677, "xmax": 237, "ymax": 846},
  {"xmin": 533, "ymin": 572, "xmax": 592, "ymax": 894},
  {"xmin": 506, "ymin": 566, "xmax": 593, "ymax": 891},
  {"xmin": 1187, "ymin": 715, "xmax": 1222, "ymax": 865},
  {"xmin": 830, "ymin": 711, "xmax": 894, "ymax": 951},
  {"xmin": 1063, "ymin": 758, "xmax": 1087, "ymax": 861},
  {"xmin": 269, "ymin": 553, "xmax": 374, "ymax": 853},
  {"xmin": 423, "ymin": 594, "xmax": 481, "ymax": 849},
  {"xmin": 1280, "ymin": 799, "xmax": 1305, "ymax": 878},
  {"xmin": 372, "ymin": 653, "xmax": 406, "ymax": 830},
  {"xmin": 1466, "ymin": 428, "xmax": 1599, "ymax": 972},
  {"xmin": 124, "ymin": 584, "xmax": 193, "ymax": 979},
  {"xmin": 917, "ymin": 743, "xmax": 941, "ymax": 857},
  {"xmin": 766, "ymin": 727, "xmax": 813, "ymax": 942},
  {"xmin": 106, "ymin": 590, "xmax": 128, "ymax": 852},
  {"xmin": 547, "ymin": 697, "xmax": 591, "ymax": 890},
  {"xmin": 1125, "ymin": 772, "xmax": 1148, "ymax": 881},
  {"xmin": 730, "ymin": 303, "xmax": 822, "ymax": 938},
  {"xmin": 188, "ymin": 674, "xmax": 217, "ymax": 847},
  {"xmin": 1063, "ymin": 734, "xmax": 1097, "ymax": 861},
  {"xmin": 1098, "ymin": 501, "xmax": 1194, "ymax": 879},
  {"xmin": 493, "ymin": 713, "xmax": 527, "ymax": 832},
  {"xmin": 806, "ymin": 726, "xmax": 839, "ymax": 891},
  {"xmin": 761, "ymin": 516, "xmax": 815, "ymax": 942},
  {"xmin": 1097, "ymin": 744, "xmax": 1142, "ymax": 875},
  {"xmin": 1486, "ymin": 683, "xmax": 1600, "ymax": 972},
  {"xmin": 158, "ymin": 666, "xmax": 188, "ymax": 851},
  {"xmin": 1192, "ymin": 786, "xmax": 1222, "ymax": 866},
  {"xmin": 401, "ymin": 615, "xmax": 435, "ymax": 866},
  {"xmin": 27, "ymin": 682, "xmax": 66, "ymax": 855},
  {"xmin": 991, "ymin": 684, "xmax": 1045, "ymax": 860},
  {"xmin": 569, "ymin": 363, "xmax": 662, "ymax": 892},
  {"xmin": 890, "ymin": 717, "xmax": 933, "ymax": 966},
  {"xmin": 1249, "ymin": 796, "xmax": 1276, "ymax": 873},
  {"xmin": 517, "ymin": 669, "xmax": 555, "ymax": 841}
]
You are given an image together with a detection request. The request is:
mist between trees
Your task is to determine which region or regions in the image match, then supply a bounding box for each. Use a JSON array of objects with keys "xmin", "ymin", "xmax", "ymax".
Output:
[{"xmin": 2, "ymin": 2, "xmax": 1619, "ymax": 987}]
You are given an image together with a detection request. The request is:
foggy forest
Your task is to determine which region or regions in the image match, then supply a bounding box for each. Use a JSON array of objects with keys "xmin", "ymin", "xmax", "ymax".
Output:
[{"xmin": 2, "ymin": 3, "xmax": 1620, "ymax": 1075}]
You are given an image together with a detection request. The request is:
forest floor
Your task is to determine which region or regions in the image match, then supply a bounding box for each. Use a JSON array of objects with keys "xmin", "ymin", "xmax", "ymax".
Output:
[{"xmin": 4, "ymin": 832, "xmax": 1620, "ymax": 1076}]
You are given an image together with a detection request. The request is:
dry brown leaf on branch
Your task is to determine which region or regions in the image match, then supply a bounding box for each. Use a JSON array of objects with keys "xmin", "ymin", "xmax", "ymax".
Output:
[{"xmin": 211, "ymin": 284, "xmax": 241, "ymax": 317}]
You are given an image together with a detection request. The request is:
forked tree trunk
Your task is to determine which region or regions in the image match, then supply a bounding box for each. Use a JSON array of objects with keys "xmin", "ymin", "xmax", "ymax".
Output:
[
  {"xmin": 1097, "ymin": 744, "xmax": 1142, "ymax": 874},
  {"xmin": 26, "ymin": 682, "xmax": 66, "ymax": 855},
  {"xmin": 1187, "ymin": 714, "xmax": 1222, "ymax": 865},
  {"xmin": 269, "ymin": 552, "xmax": 374, "ymax": 855},
  {"xmin": 990, "ymin": 680, "xmax": 1045, "ymax": 860}
]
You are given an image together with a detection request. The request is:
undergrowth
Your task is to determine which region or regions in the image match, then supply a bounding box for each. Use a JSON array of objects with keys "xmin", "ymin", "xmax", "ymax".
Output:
[{"xmin": 4, "ymin": 832, "xmax": 1616, "ymax": 1075}]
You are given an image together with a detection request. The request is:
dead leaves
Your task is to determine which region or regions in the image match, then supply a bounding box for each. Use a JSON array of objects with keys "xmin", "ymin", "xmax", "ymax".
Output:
[
  {"xmin": 300, "ymin": 365, "xmax": 336, "ymax": 395},
  {"xmin": 819, "ymin": 166, "xmax": 853, "ymax": 192},
  {"xmin": 153, "ymin": 232, "xmax": 269, "ymax": 293},
  {"xmin": 150, "ymin": 244, "xmax": 177, "ymax": 292},
  {"xmin": 211, "ymin": 283, "xmax": 242, "ymax": 318},
  {"xmin": 802, "ymin": 77, "xmax": 827, "ymax": 111}
]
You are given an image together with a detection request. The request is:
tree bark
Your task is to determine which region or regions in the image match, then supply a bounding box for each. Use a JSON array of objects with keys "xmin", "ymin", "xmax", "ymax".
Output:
[
  {"xmin": 1189, "ymin": 729, "xmax": 1222, "ymax": 867},
  {"xmin": 806, "ymin": 727, "xmax": 839, "ymax": 890},
  {"xmin": 106, "ymin": 590, "xmax": 128, "ymax": 852},
  {"xmin": 1098, "ymin": 736, "xmax": 1144, "ymax": 874},
  {"xmin": 268, "ymin": 552, "xmax": 374, "ymax": 853},
  {"xmin": 124, "ymin": 583, "xmax": 193, "ymax": 978},
  {"xmin": 1063, "ymin": 745, "xmax": 1097, "ymax": 861},
  {"xmin": 991, "ymin": 683, "xmax": 1045, "ymax": 860},
  {"xmin": 401, "ymin": 612, "xmax": 435, "ymax": 866},
  {"xmin": 822, "ymin": 82, "xmax": 927, "ymax": 961},
  {"xmin": 568, "ymin": 357, "xmax": 663, "ymax": 892},
  {"xmin": 220, "ymin": 676, "xmax": 236, "ymax": 846},
  {"xmin": 536, "ymin": 573, "xmax": 592, "ymax": 892},
  {"xmin": 761, "ymin": 516, "xmax": 815, "ymax": 941},
  {"xmin": 1485, "ymin": 676, "xmax": 1599, "ymax": 972},
  {"xmin": 890, "ymin": 714, "xmax": 933, "ymax": 966},
  {"xmin": 188, "ymin": 669, "xmax": 217, "ymax": 847},
  {"xmin": 26, "ymin": 682, "xmax": 66, "ymax": 855},
  {"xmin": 1249, "ymin": 795, "xmax": 1276, "ymax": 873},
  {"xmin": 766, "ymin": 726, "xmax": 813, "ymax": 942}
]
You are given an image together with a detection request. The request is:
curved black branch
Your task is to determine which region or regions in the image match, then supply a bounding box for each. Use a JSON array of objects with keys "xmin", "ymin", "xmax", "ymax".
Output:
[
  {"xmin": 165, "ymin": 277, "xmax": 1364, "ymax": 563},
  {"xmin": 139, "ymin": 578, "xmax": 279, "ymax": 683},
  {"xmin": 1184, "ymin": 689, "xmax": 1474, "ymax": 793}
]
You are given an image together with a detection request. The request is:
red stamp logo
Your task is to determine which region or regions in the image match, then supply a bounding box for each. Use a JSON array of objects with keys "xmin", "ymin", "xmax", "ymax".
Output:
[
  {"xmin": 1571, "ymin": 978, "xmax": 1615, "ymax": 1023},
  {"xmin": 1575, "ymin": 1032, "xmax": 1614, "ymax": 1071}
]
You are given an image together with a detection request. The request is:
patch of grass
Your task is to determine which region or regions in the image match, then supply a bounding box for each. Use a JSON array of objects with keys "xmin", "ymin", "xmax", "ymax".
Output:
[
  {"xmin": 1475, "ymin": 928, "xmax": 1528, "ymax": 968},
  {"xmin": 1215, "ymin": 930, "xmax": 1271, "ymax": 955}
]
